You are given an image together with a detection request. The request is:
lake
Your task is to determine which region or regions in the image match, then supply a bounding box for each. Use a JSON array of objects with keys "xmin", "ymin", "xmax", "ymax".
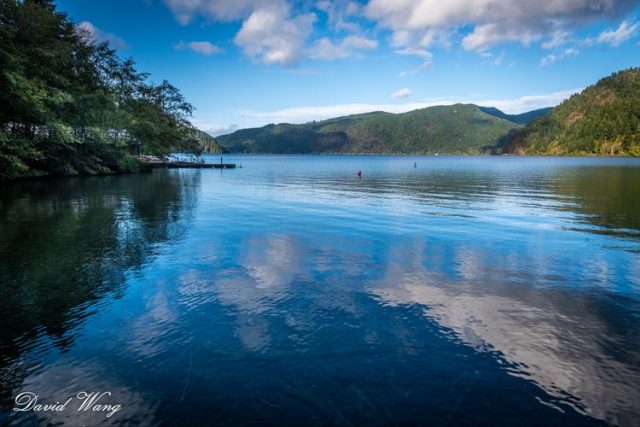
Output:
[{"xmin": 1, "ymin": 155, "xmax": 639, "ymax": 426}]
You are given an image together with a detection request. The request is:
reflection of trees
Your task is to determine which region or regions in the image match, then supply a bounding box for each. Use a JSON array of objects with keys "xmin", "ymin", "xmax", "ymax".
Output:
[
  {"xmin": 550, "ymin": 167, "xmax": 640, "ymax": 235},
  {"xmin": 0, "ymin": 170, "xmax": 199, "ymax": 400}
]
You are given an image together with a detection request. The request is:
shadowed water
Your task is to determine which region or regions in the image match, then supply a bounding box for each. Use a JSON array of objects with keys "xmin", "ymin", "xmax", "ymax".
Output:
[{"xmin": 0, "ymin": 155, "xmax": 639, "ymax": 426}]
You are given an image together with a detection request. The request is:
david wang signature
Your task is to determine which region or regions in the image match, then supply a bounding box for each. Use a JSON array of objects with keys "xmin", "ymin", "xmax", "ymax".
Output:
[{"xmin": 13, "ymin": 391, "xmax": 122, "ymax": 418}]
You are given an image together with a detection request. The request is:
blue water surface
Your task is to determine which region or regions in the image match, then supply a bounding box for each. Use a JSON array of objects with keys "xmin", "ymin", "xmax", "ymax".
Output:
[{"xmin": 1, "ymin": 155, "xmax": 639, "ymax": 426}]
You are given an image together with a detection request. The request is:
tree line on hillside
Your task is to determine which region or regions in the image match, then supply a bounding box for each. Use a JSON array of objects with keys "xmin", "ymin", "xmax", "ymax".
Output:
[
  {"xmin": 503, "ymin": 68, "xmax": 640, "ymax": 156},
  {"xmin": 217, "ymin": 105, "xmax": 521, "ymax": 155},
  {"xmin": 0, "ymin": 0, "xmax": 201, "ymax": 179},
  {"xmin": 217, "ymin": 71, "xmax": 640, "ymax": 157}
]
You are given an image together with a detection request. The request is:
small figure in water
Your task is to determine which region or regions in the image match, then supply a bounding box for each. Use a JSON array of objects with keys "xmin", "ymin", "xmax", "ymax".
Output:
[
  {"xmin": 357, "ymin": 170, "xmax": 362, "ymax": 178},
  {"xmin": 414, "ymin": 162, "xmax": 417, "ymax": 168}
]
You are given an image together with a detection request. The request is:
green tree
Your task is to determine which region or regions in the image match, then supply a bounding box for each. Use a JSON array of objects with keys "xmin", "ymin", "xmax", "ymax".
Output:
[{"xmin": 0, "ymin": 0, "xmax": 199, "ymax": 179}]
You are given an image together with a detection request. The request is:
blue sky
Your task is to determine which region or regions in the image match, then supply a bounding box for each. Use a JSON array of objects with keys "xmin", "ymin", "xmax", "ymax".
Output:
[{"xmin": 57, "ymin": 0, "xmax": 640, "ymax": 135}]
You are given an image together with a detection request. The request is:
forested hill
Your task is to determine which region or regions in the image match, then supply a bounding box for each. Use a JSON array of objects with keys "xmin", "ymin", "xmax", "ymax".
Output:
[
  {"xmin": 0, "ymin": 0, "xmax": 198, "ymax": 179},
  {"xmin": 503, "ymin": 68, "xmax": 640, "ymax": 156},
  {"xmin": 217, "ymin": 104, "xmax": 528, "ymax": 154},
  {"xmin": 186, "ymin": 129, "xmax": 225, "ymax": 154},
  {"xmin": 479, "ymin": 107, "xmax": 553, "ymax": 125}
]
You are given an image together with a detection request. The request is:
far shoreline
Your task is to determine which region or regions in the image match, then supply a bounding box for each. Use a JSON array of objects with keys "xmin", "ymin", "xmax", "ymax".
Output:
[
  {"xmin": 3, "ymin": 153, "xmax": 639, "ymax": 183},
  {"xmin": 211, "ymin": 152, "xmax": 640, "ymax": 158}
]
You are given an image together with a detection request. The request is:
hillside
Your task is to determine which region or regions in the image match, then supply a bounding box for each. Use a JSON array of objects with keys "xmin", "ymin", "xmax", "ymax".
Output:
[
  {"xmin": 479, "ymin": 107, "xmax": 553, "ymax": 125},
  {"xmin": 187, "ymin": 129, "xmax": 225, "ymax": 154},
  {"xmin": 504, "ymin": 68, "xmax": 640, "ymax": 156},
  {"xmin": 217, "ymin": 104, "xmax": 524, "ymax": 154}
]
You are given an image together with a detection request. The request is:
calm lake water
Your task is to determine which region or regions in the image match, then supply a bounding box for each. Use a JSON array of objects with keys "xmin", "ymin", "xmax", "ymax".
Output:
[{"xmin": 1, "ymin": 155, "xmax": 639, "ymax": 426}]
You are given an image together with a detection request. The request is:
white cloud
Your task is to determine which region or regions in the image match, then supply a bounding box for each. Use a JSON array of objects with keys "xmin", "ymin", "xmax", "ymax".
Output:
[
  {"xmin": 540, "ymin": 54, "xmax": 557, "ymax": 66},
  {"xmin": 585, "ymin": 20, "xmax": 639, "ymax": 46},
  {"xmin": 540, "ymin": 48, "xmax": 579, "ymax": 66},
  {"xmin": 391, "ymin": 88, "xmax": 412, "ymax": 99},
  {"xmin": 345, "ymin": 2, "xmax": 361, "ymax": 16},
  {"xmin": 309, "ymin": 35, "xmax": 378, "ymax": 60},
  {"xmin": 343, "ymin": 35, "xmax": 378, "ymax": 50},
  {"xmin": 206, "ymin": 125, "xmax": 239, "ymax": 136},
  {"xmin": 462, "ymin": 24, "xmax": 540, "ymax": 52},
  {"xmin": 396, "ymin": 47, "xmax": 433, "ymax": 77},
  {"xmin": 76, "ymin": 21, "xmax": 128, "ymax": 50},
  {"xmin": 162, "ymin": 0, "xmax": 261, "ymax": 24},
  {"xmin": 365, "ymin": 0, "xmax": 636, "ymax": 52},
  {"xmin": 234, "ymin": 3, "xmax": 316, "ymax": 65},
  {"xmin": 164, "ymin": 1, "xmax": 379, "ymax": 66},
  {"xmin": 236, "ymin": 88, "xmax": 581, "ymax": 126},
  {"xmin": 542, "ymin": 30, "xmax": 571, "ymax": 49},
  {"xmin": 160, "ymin": 0, "xmax": 637, "ymax": 69},
  {"xmin": 164, "ymin": 0, "xmax": 316, "ymax": 65},
  {"xmin": 315, "ymin": 0, "xmax": 361, "ymax": 32},
  {"xmin": 192, "ymin": 119, "xmax": 240, "ymax": 136},
  {"xmin": 309, "ymin": 38, "xmax": 346, "ymax": 60},
  {"xmin": 493, "ymin": 51, "xmax": 506, "ymax": 66},
  {"xmin": 175, "ymin": 40, "xmax": 223, "ymax": 55}
]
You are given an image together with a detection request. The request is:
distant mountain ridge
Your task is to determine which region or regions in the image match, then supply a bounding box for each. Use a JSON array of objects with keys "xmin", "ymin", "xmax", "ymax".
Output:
[
  {"xmin": 503, "ymin": 68, "xmax": 640, "ymax": 156},
  {"xmin": 479, "ymin": 107, "xmax": 553, "ymax": 125},
  {"xmin": 216, "ymin": 104, "xmax": 546, "ymax": 155}
]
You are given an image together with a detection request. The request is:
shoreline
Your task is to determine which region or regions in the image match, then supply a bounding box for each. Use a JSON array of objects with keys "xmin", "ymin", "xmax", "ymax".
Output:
[
  {"xmin": 214, "ymin": 152, "xmax": 640, "ymax": 159},
  {"xmin": 3, "ymin": 153, "xmax": 639, "ymax": 183}
]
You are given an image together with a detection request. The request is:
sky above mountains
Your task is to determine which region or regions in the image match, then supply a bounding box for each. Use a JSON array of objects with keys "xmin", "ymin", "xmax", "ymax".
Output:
[{"xmin": 56, "ymin": 0, "xmax": 640, "ymax": 135}]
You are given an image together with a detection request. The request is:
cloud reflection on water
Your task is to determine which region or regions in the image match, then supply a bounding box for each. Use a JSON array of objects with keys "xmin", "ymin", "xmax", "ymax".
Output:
[
  {"xmin": 3, "ymin": 157, "xmax": 640, "ymax": 426},
  {"xmin": 368, "ymin": 238, "xmax": 640, "ymax": 426}
]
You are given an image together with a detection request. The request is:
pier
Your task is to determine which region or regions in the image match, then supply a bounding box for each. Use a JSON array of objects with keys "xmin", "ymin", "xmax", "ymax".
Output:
[
  {"xmin": 165, "ymin": 161, "xmax": 236, "ymax": 169},
  {"xmin": 140, "ymin": 156, "xmax": 236, "ymax": 170}
]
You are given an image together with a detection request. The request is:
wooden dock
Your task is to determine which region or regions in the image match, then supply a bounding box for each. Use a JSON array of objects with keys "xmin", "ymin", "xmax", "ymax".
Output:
[
  {"xmin": 143, "ymin": 160, "xmax": 236, "ymax": 169},
  {"xmin": 211, "ymin": 163, "xmax": 236, "ymax": 169}
]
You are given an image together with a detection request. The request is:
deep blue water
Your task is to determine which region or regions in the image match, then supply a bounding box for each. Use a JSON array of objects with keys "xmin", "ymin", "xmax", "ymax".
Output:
[{"xmin": 1, "ymin": 155, "xmax": 639, "ymax": 426}]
